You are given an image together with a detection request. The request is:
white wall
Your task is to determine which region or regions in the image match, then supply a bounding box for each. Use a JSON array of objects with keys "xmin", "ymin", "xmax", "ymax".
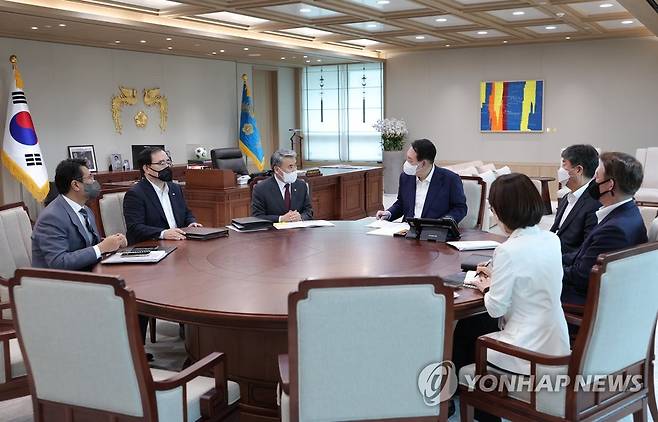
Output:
[
  {"xmin": 385, "ymin": 37, "xmax": 658, "ymax": 164},
  {"xmin": 0, "ymin": 37, "xmax": 297, "ymax": 204}
]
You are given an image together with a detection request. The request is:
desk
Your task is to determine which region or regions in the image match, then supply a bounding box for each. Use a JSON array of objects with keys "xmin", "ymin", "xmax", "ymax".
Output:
[{"xmin": 94, "ymin": 221, "xmax": 503, "ymax": 421}]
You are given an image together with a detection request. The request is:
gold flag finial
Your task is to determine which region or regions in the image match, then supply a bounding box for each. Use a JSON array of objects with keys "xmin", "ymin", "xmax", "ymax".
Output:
[
  {"xmin": 9, "ymin": 55, "xmax": 24, "ymax": 89},
  {"xmin": 9, "ymin": 55, "xmax": 17, "ymax": 65},
  {"xmin": 241, "ymin": 73, "xmax": 248, "ymax": 82}
]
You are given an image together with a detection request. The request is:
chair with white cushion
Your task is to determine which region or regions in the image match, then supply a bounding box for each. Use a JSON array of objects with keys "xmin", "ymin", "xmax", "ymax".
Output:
[
  {"xmin": 278, "ymin": 276, "xmax": 455, "ymax": 422},
  {"xmin": 98, "ymin": 191, "xmax": 128, "ymax": 236},
  {"xmin": 10, "ymin": 268, "xmax": 240, "ymax": 421},
  {"xmin": 459, "ymin": 176, "xmax": 486, "ymax": 230},
  {"xmin": 459, "ymin": 242, "xmax": 658, "ymax": 421},
  {"xmin": 634, "ymin": 147, "xmax": 658, "ymax": 205},
  {"xmin": 649, "ymin": 216, "xmax": 658, "ymax": 243}
]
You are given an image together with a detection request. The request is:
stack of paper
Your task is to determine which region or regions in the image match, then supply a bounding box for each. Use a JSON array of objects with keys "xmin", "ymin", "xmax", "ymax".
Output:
[
  {"xmin": 446, "ymin": 240, "xmax": 501, "ymax": 251},
  {"xmin": 102, "ymin": 250, "xmax": 167, "ymax": 264},
  {"xmin": 366, "ymin": 220, "xmax": 410, "ymax": 237},
  {"xmin": 273, "ymin": 220, "xmax": 335, "ymax": 230}
]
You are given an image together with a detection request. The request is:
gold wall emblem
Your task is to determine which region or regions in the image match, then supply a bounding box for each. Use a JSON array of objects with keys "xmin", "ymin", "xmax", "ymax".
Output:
[
  {"xmin": 134, "ymin": 111, "xmax": 148, "ymax": 128},
  {"xmin": 111, "ymin": 86, "xmax": 137, "ymax": 134},
  {"xmin": 143, "ymin": 88, "xmax": 168, "ymax": 132}
]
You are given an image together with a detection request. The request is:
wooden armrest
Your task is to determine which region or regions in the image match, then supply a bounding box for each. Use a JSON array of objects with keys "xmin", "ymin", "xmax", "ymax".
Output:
[
  {"xmin": 154, "ymin": 351, "xmax": 225, "ymax": 391},
  {"xmin": 0, "ymin": 277, "xmax": 8, "ymax": 287},
  {"xmin": 476, "ymin": 336, "xmax": 571, "ymax": 370},
  {"xmin": 562, "ymin": 303, "xmax": 584, "ymax": 316},
  {"xmin": 278, "ymin": 354, "xmax": 289, "ymax": 394},
  {"xmin": 0, "ymin": 301, "xmax": 10, "ymax": 311},
  {"xmin": 0, "ymin": 325, "xmax": 16, "ymax": 341}
]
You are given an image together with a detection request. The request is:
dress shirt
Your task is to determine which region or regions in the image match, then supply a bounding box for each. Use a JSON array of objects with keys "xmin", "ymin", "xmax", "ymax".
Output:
[
  {"xmin": 557, "ymin": 180, "xmax": 591, "ymax": 230},
  {"xmin": 414, "ymin": 165, "xmax": 435, "ymax": 218},
  {"xmin": 147, "ymin": 179, "xmax": 177, "ymax": 239},
  {"xmin": 596, "ymin": 198, "xmax": 633, "ymax": 224},
  {"xmin": 62, "ymin": 195, "xmax": 101, "ymax": 259}
]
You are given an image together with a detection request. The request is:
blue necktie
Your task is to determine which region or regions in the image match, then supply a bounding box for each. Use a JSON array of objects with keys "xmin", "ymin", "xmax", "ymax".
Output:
[{"xmin": 78, "ymin": 208, "xmax": 99, "ymax": 246}]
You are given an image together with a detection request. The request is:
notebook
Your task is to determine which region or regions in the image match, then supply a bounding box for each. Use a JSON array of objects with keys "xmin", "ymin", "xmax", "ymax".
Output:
[
  {"xmin": 446, "ymin": 240, "xmax": 500, "ymax": 251},
  {"xmin": 101, "ymin": 246, "xmax": 177, "ymax": 264},
  {"xmin": 182, "ymin": 226, "xmax": 229, "ymax": 240},
  {"xmin": 231, "ymin": 217, "xmax": 273, "ymax": 232}
]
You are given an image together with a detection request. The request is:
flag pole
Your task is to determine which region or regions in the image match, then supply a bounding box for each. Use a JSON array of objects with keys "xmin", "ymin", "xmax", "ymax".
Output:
[{"xmin": 241, "ymin": 73, "xmax": 249, "ymax": 170}]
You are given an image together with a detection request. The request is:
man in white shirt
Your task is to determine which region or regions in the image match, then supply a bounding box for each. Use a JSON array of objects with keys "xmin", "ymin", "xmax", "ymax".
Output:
[
  {"xmin": 376, "ymin": 139, "xmax": 467, "ymax": 223},
  {"xmin": 123, "ymin": 147, "xmax": 201, "ymax": 245},
  {"xmin": 32, "ymin": 158, "xmax": 127, "ymax": 270},
  {"xmin": 550, "ymin": 144, "xmax": 601, "ymax": 254}
]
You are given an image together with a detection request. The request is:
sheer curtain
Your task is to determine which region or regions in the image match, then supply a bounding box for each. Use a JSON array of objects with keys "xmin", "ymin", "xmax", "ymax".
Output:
[{"xmin": 302, "ymin": 63, "xmax": 383, "ymax": 162}]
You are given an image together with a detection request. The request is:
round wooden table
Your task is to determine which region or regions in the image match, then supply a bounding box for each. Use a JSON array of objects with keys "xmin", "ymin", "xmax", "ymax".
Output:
[{"xmin": 94, "ymin": 221, "xmax": 504, "ymax": 421}]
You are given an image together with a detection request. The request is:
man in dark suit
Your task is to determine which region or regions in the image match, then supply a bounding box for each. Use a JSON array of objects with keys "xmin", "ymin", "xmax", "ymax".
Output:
[
  {"xmin": 123, "ymin": 147, "xmax": 200, "ymax": 245},
  {"xmin": 251, "ymin": 149, "xmax": 313, "ymax": 222},
  {"xmin": 32, "ymin": 158, "xmax": 127, "ymax": 270},
  {"xmin": 562, "ymin": 152, "xmax": 648, "ymax": 305},
  {"xmin": 550, "ymin": 144, "xmax": 601, "ymax": 254},
  {"xmin": 376, "ymin": 139, "xmax": 467, "ymax": 223}
]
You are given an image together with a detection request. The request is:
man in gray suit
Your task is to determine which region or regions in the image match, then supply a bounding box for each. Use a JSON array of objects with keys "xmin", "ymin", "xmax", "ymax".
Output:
[
  {"xmin": 251, "ymin": 149, "xmax": 313, "ymax": 222},
  {"xmin": 32, "ymin": 158, "xmax": 126, "ymax": 271}
]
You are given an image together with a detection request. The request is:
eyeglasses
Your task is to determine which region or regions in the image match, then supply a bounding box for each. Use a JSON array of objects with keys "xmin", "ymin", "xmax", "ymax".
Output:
[
  {"xmin": 76, "ymin": 175, "xmax": 95, "ymax": 183},
  {"xmin": 150, "ymin": 160, "xmax": 172, "ymax": 167}
]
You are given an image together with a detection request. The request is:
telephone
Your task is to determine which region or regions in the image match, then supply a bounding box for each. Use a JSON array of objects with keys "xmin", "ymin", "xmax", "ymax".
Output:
[{"xmin": 404, "ymin": 217, "xmax": 461, "ymax": 242}]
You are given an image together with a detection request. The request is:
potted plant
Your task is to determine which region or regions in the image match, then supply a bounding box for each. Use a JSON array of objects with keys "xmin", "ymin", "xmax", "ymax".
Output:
[{"xmin": 373, "ymin": 118, "xmax": 408, "ymax": 194}]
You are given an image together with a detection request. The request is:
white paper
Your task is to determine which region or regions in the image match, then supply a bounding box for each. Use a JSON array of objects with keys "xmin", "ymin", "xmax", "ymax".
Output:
[
  {"xmin": 273, "ymin": 220, "xmax": 335, "ymax": 230},
  {"xmin": 102, "ymin": 250, "xmax": 167, "ymax": 264},
  {"xmin": 446, "ymin": 240, "xmax": 501, "ymax": 251},
  {"xmin": 366, "ymin": 221, "xmax": 410, "ymax": 237}
]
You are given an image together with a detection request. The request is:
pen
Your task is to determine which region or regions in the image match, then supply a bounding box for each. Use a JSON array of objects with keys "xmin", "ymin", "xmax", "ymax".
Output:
[{"xmin": 476, "ymin": 259, "xmax": 492, "ymax": 277}]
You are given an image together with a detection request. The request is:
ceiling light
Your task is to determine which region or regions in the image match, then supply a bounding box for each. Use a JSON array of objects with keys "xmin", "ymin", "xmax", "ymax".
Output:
[
  {"xmin": 477, "ymin": 31, "xmax": 488, "ymax": 35},
  {"xmin": 599, "ymin": 3, "xmax": 614, "ymax": 8},
  {"xmin": 512, "ymin": 11, "xmax": 525, "ymax": 16},
  {"xmin": 545, "ymin": 26, "xmax": 557, "ymax": 30},
  {"xmin": 556, "ymin": 12, "xmax": 565, "ymax": 17},
  {"xmin": 565, "ymin": 36, "xmax": 571, "ymax": 39},
  {"xmin": 316, "ymin": 59, "xmax": 322, "ymax": 62},
  {"xmin": 299, "ymin": 8, "xmax": 311, "ymax": 13},
  {"xmin": 377, "ymin": 0, "xmax": 390, "ymax": 4},
  {"xmin": 220, "ymin": 49, "xmax": 225, "ymax": 52},
  {"xmin": 621, "ymin": 20, "xmax": 634, "ymax": 24},
  {"xmin": 114, "ymin": 40, "xmax": 121, "ymax": 44},
  {"xmin": 436, "ymin": 18, "xmax": 448, "ymax": 22},
  {"xmin": 243, "ymin": 47, "xmax": 249, "ymax": 51},
  {"xmin": 58, "ymin": 23, "xmax": 67, "ymax": 27},
  {"xmin": 503, "ymin": 40, "xmax": 508, "ymax": 43},
  {"xmin": 165, "ymin": 37, "xmax": 172, "ymax": 41},
  {"xmin": 248, "ymin": 53, "xmax": 261, "ymax": 57},
  {"xmin": 281, "ymin": 57, "xmax": 286, "ymax": 60},
  {"xmin": 31, "ymin": 26, "xmax": 38, "ymax": 30},
  {"xmin": 303, "ymin": 55, "xmax": 308, "ymax": 58},
  {"xmin": 415, "ymin": 35, "xmax": 425, "ymax": 40},
  {"xmin": 445, "ymin": 44, "xmax": 451, "ymax": 47},
  {"xmin": 212, "ymin": 51, "xmax": 217, "ymax": 55},
  {"xmin": 367, "ymin": 23, "xmax": 378, "ymax": 28},
  {"xmin": 140, "ymin": 40, "xmax": 147, "ymax": 43},
  {"xmin": 305, "ymin": 60, "xmax": 311, "ymax": 63},
  {"xmin": 167, "ymin": 46, "xmax": 173, "ymax": 50},
  {"xmin": 44, "ymin": 25, "xmax": 52, "ymax": 28}
]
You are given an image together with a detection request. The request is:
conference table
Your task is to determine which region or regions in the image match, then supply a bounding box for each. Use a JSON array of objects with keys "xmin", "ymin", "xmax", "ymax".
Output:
[{"xmin": 93, "ymin": 220, "xmax": 505, "ymax": 421}]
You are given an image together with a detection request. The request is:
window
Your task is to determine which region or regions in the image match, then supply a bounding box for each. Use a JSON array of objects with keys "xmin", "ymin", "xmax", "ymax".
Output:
[{"xmin": 302, "ymin": 63, "xmax": 383, "ymax": 162}]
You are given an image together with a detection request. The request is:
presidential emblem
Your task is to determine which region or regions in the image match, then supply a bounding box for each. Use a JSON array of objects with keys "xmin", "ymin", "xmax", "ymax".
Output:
[{"xmin": 242, "ymin": 123, "xmax": 254, "ymax": 136}]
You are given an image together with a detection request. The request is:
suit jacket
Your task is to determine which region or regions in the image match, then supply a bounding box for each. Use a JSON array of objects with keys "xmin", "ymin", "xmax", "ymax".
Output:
[
  {"xmin": 550, "ymin": 189, "xmax": 601, "ymax": 254},
  {"xmin": 562, "ymin": 200, "xmax": 648, "ymax": 305},
  {"xmin": 483, "ymin": 226, "xmax": 570, "ymax": 375},
  {"xmin": 31, "ymin": 195, "xmax": 101, "ymax": 271},
  {"xmin": 387, "ymin": 166, "xmax": 467, "ymax": 223},
  {"xmin": 251, "ymin": 177, "xmax": 313, "ymax": 223},
  {"xmin": 123, "ymin": 178, "xmax": 196, "ymax": 245}
]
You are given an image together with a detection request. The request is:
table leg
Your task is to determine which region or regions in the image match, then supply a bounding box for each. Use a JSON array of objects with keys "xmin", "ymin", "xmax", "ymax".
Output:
[{"xmin": 540, "ymin": 180, "xmax": 552, "ymax": 215}]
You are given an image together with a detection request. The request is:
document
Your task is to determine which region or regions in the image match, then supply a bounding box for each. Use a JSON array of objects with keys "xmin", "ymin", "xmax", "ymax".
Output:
[
  {"xmin": 446, "ymin": 240, "xmax": 501, "ymax": 251},
  {"xmin": 273, "ymin": 220, "xmax": 335, "ymax": 230},
  {"xmin": 366, "ymin": 220, "xmax": 410, "ymax": 237},
  {"xmin": 102, "ymin": 250, "xmax": 167, "ymax": 264}
]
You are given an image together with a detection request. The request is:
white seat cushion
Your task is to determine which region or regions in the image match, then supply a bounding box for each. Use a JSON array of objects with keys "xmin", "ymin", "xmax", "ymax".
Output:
[
  {"xmin": 10, "ymin": 338, "xmax": 26, "ymax": 378},
  {"xmin": 280, "ymin": 390, "xmax": 291, "ymax": 422},
  {"xmin": 476, "ymin": 163, "xmax": 496, "ymax": 173},
  {"xmin": 635, "ymin": 188, "xmax": 658, "ymax": 203},
  {"xmin": 456, "ymin": 166, "xmax": 479, "ymax": 176},
  {"xmin": 151, "ymin": 368, "xmax": 240, "ymax": 421},
  {"xmin": 459, "ymin": 363, "xmax": 566, "ymax": 418}
]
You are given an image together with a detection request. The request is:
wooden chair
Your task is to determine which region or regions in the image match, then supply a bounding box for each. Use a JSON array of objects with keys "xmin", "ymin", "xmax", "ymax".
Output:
[
  {"xmin": 278, "ymin": 276, "xmax": 455, "ymax": 422},
  {"xmin": 459, "ymin": 242, "xmax": 658, "ymax": 421},
  {"xmin": 9, "ymin": 268, "xmax": 240, "ymax": 421},
  {"xmin": 459, "ymin": 176, "xmax": 486, "ymax": 230},
  {"xmin": 248, "ymin": 175, "xmax": 269, "ymax": 194}
]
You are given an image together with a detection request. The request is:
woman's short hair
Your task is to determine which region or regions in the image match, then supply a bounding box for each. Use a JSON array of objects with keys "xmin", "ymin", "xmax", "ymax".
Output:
[{"xmin": 489, "ymin": 173, "xmax": 544, "ymax": 231}]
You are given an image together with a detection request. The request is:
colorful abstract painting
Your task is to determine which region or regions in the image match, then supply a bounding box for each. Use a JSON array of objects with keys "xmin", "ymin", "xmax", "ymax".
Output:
[{"xmin": 480, "ymin": 80, "xmax": 543, "ymax": 132}]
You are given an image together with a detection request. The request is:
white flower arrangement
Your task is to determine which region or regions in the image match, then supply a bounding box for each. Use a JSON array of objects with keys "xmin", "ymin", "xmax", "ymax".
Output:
[{"xmin": 373, "ymin": 118, "xmax": 408, "ymax": 151}]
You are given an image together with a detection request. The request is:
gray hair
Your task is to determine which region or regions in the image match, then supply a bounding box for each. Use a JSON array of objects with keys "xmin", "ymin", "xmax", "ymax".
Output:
[{"xmin": 270, "ymin": 149, "xmax": 296, "ymax": 169}]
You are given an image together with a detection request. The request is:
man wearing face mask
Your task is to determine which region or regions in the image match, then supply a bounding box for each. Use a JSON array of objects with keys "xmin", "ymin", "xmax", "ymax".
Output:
[
  {"xmin": 123, "ymin": 147, "xmax": 200, "ymax": 245},
  {"xmin": 550, "ymin": 144, "xmax": 601, "ymax": 254},
  {"xmin": 32, "ymin": 158, "xmax": 127, "ymax": 270},
  {"xmin": 376, "ymin": 138, "xmax": 467, "ymax": 223},
  {"xmin": 251, "ymin": 149, "xmax": 313, "ymax": 222},
  {"xmin": 562, "ymin": 152, "xmax": 647, "ymax": 305}
]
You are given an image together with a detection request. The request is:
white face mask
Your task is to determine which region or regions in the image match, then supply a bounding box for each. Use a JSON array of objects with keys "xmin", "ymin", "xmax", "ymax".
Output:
[
  {"xmin": 403, "ymin": 161, "xmax": 419, "ymax": 176},
  {"xmin": 557, "ymin": 167, "xmax": 571, "ymax": 184},
  {"xmin": 280, "ymin": 169, "xmax": 297, "ymax": 184}
]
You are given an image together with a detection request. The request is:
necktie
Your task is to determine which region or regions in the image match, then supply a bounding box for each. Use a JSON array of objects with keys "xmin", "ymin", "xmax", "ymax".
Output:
[
  {"xmin": 284, "ymin": 184, "xmax": 291, "ymax": 211},
  {"xmin": 78, "ymin": 208, "xmax": 99, "ymax": 246}
]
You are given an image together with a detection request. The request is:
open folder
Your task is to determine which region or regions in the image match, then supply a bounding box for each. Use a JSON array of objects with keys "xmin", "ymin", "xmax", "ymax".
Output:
[{"xmin": 101, "ymin": 246, "xmax": 177, "ymax": 264}]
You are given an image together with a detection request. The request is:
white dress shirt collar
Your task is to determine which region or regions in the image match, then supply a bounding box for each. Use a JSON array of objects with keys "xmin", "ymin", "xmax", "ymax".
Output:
[
  {"xmin": 566, "ymin": 179, "xmax": 591, "ymax": 203},
  {"xmin": 147, "ymin": 178, "xmax": 169, "ymax": 195},
  {"xmin": 417, "ymin": 164, "xmax": 435, "ymax": 184},
  {"xmin": 62, "ymin": 194, "xmax": 84, "ymax": 214},
  {"xmin": 595, "ymin": 198, "xmax": 633, "ymax": 224}
]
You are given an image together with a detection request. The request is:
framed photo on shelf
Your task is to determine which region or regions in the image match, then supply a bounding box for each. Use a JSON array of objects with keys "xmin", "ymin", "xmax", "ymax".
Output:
[
  {"xmin": 110, "ymin": 153, "xmax": 122, "ymax": 172},
  {"xmin": 68, "ymin": 145, "xmax": 98, "ymax": 172}
]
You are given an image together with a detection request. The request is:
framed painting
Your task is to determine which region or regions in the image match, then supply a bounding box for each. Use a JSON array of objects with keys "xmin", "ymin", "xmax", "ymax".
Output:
[
  {"xmin": 67, "ymin": 145, "xmax": 98, "ymax": 172},
  {"xmin": 480, "ymin": 80, "xmax": 544, "ymax": 132}
]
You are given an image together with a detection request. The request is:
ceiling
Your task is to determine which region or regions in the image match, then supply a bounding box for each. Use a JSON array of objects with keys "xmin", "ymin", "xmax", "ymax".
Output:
[{"xmin": 0, "ymin": 0, "xmax": 656, "ymax": 66}]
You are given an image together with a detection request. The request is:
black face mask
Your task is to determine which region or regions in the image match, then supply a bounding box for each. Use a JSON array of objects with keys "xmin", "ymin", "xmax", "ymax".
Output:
[
  {"xmin": 587, "ymin": 178, "xmax": 613, "ymax": 201},
  {"xmin": 151, "ymin": 166, "xmax": 173, "ymax": 182}
]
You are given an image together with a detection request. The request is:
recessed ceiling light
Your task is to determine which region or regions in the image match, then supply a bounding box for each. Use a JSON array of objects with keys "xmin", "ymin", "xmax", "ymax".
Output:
[
  {"xmin": 281, "ymin": 57, "xmax": 286, "ymax": 60},
  {"xmin": 44, "ymin": 25, "xmax": 52, "ymax": 28},
  {"xmin": 477, "ymin": 31, "xmax": 488, "ymax": 35},
  {"xmin": 565, "ymin": 36, "xmax": 571, "ymax": 40},
  {"xmin": 299, "ymin": 8, "xmax": 311, "ymax": 13},
  {"xmin": 599, "ymin": 3, "xmax": 614, "ymax": 8},
  {"xmin": 167, "ymin": 46, "xmax": 173, "ymax": 50},
  {"xmin": 415, "ymin": 35, "xmax": 425, "ymax": 40},
  {"xmin": 367, "ymin": 23, "xmax": 378, "ymax": 28},
  {"xmin": 31, "ymin": 26, "xmax": 38, "ymax": 30},
  {"xmin": 305, "ymin": 60, "xmax": 311, "ymax": 63},
  {"xmin": 248, "ymin": 53, "xmax": 261, "ymax": 57},
  {"xmin": 621, "ymin": 20, "xmax": 634, "ymax": 24},
  {"xmin": 556, "ymin": 12, "xmax": 565, "ymax": 17},
  {"xmin": 545, "ymin": 26, "xmax": 557, "ymax": 30},
  {"xmin": 219, "ymin": 49, "xmax": 225, "ymax": 52},
  {"xmin": 436, "ymin": 18, "xmax": 447, "ymax": 22},
  {"xmin": 503, "ymin": 40, "xmax": 508, "ymax": 43},
  {"xmin": 114, "ymin": 40, "xmax": 121, "ymax": 44},
  {"xmin": 316, "ymin": 59, "xmax": 322, "ymax": 62},
  {"xmin": 243, "ymin": 47, "xmax": 249, "ymax": 51},
  {"xmin": 58, "ymin": 23, "xmax": 66, "ymax": 27},
  {"xmin": 512, "ymin": 11, "xmax": 525, "ymax": 16},
  {"xmin": 140, "ymin": 40, "xmax": 147, "ymax": 43},
  {"xmin": 377, "ymin": 0, "xmax": 390, "ymax": 4},
  {"xmin": 212, "ymin": 51, "xmax": 217, "ymax": 55},
  {"xmin": 303, "ymin": 55, "xmax": 308, "ymax": 58},
  {"xmin": 445, "ymin": 44, "xmax": 451, "ymax": 47},
  {"xmin": 165, "ymin": 37, "xmax": 172, "ymax": 41}
]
